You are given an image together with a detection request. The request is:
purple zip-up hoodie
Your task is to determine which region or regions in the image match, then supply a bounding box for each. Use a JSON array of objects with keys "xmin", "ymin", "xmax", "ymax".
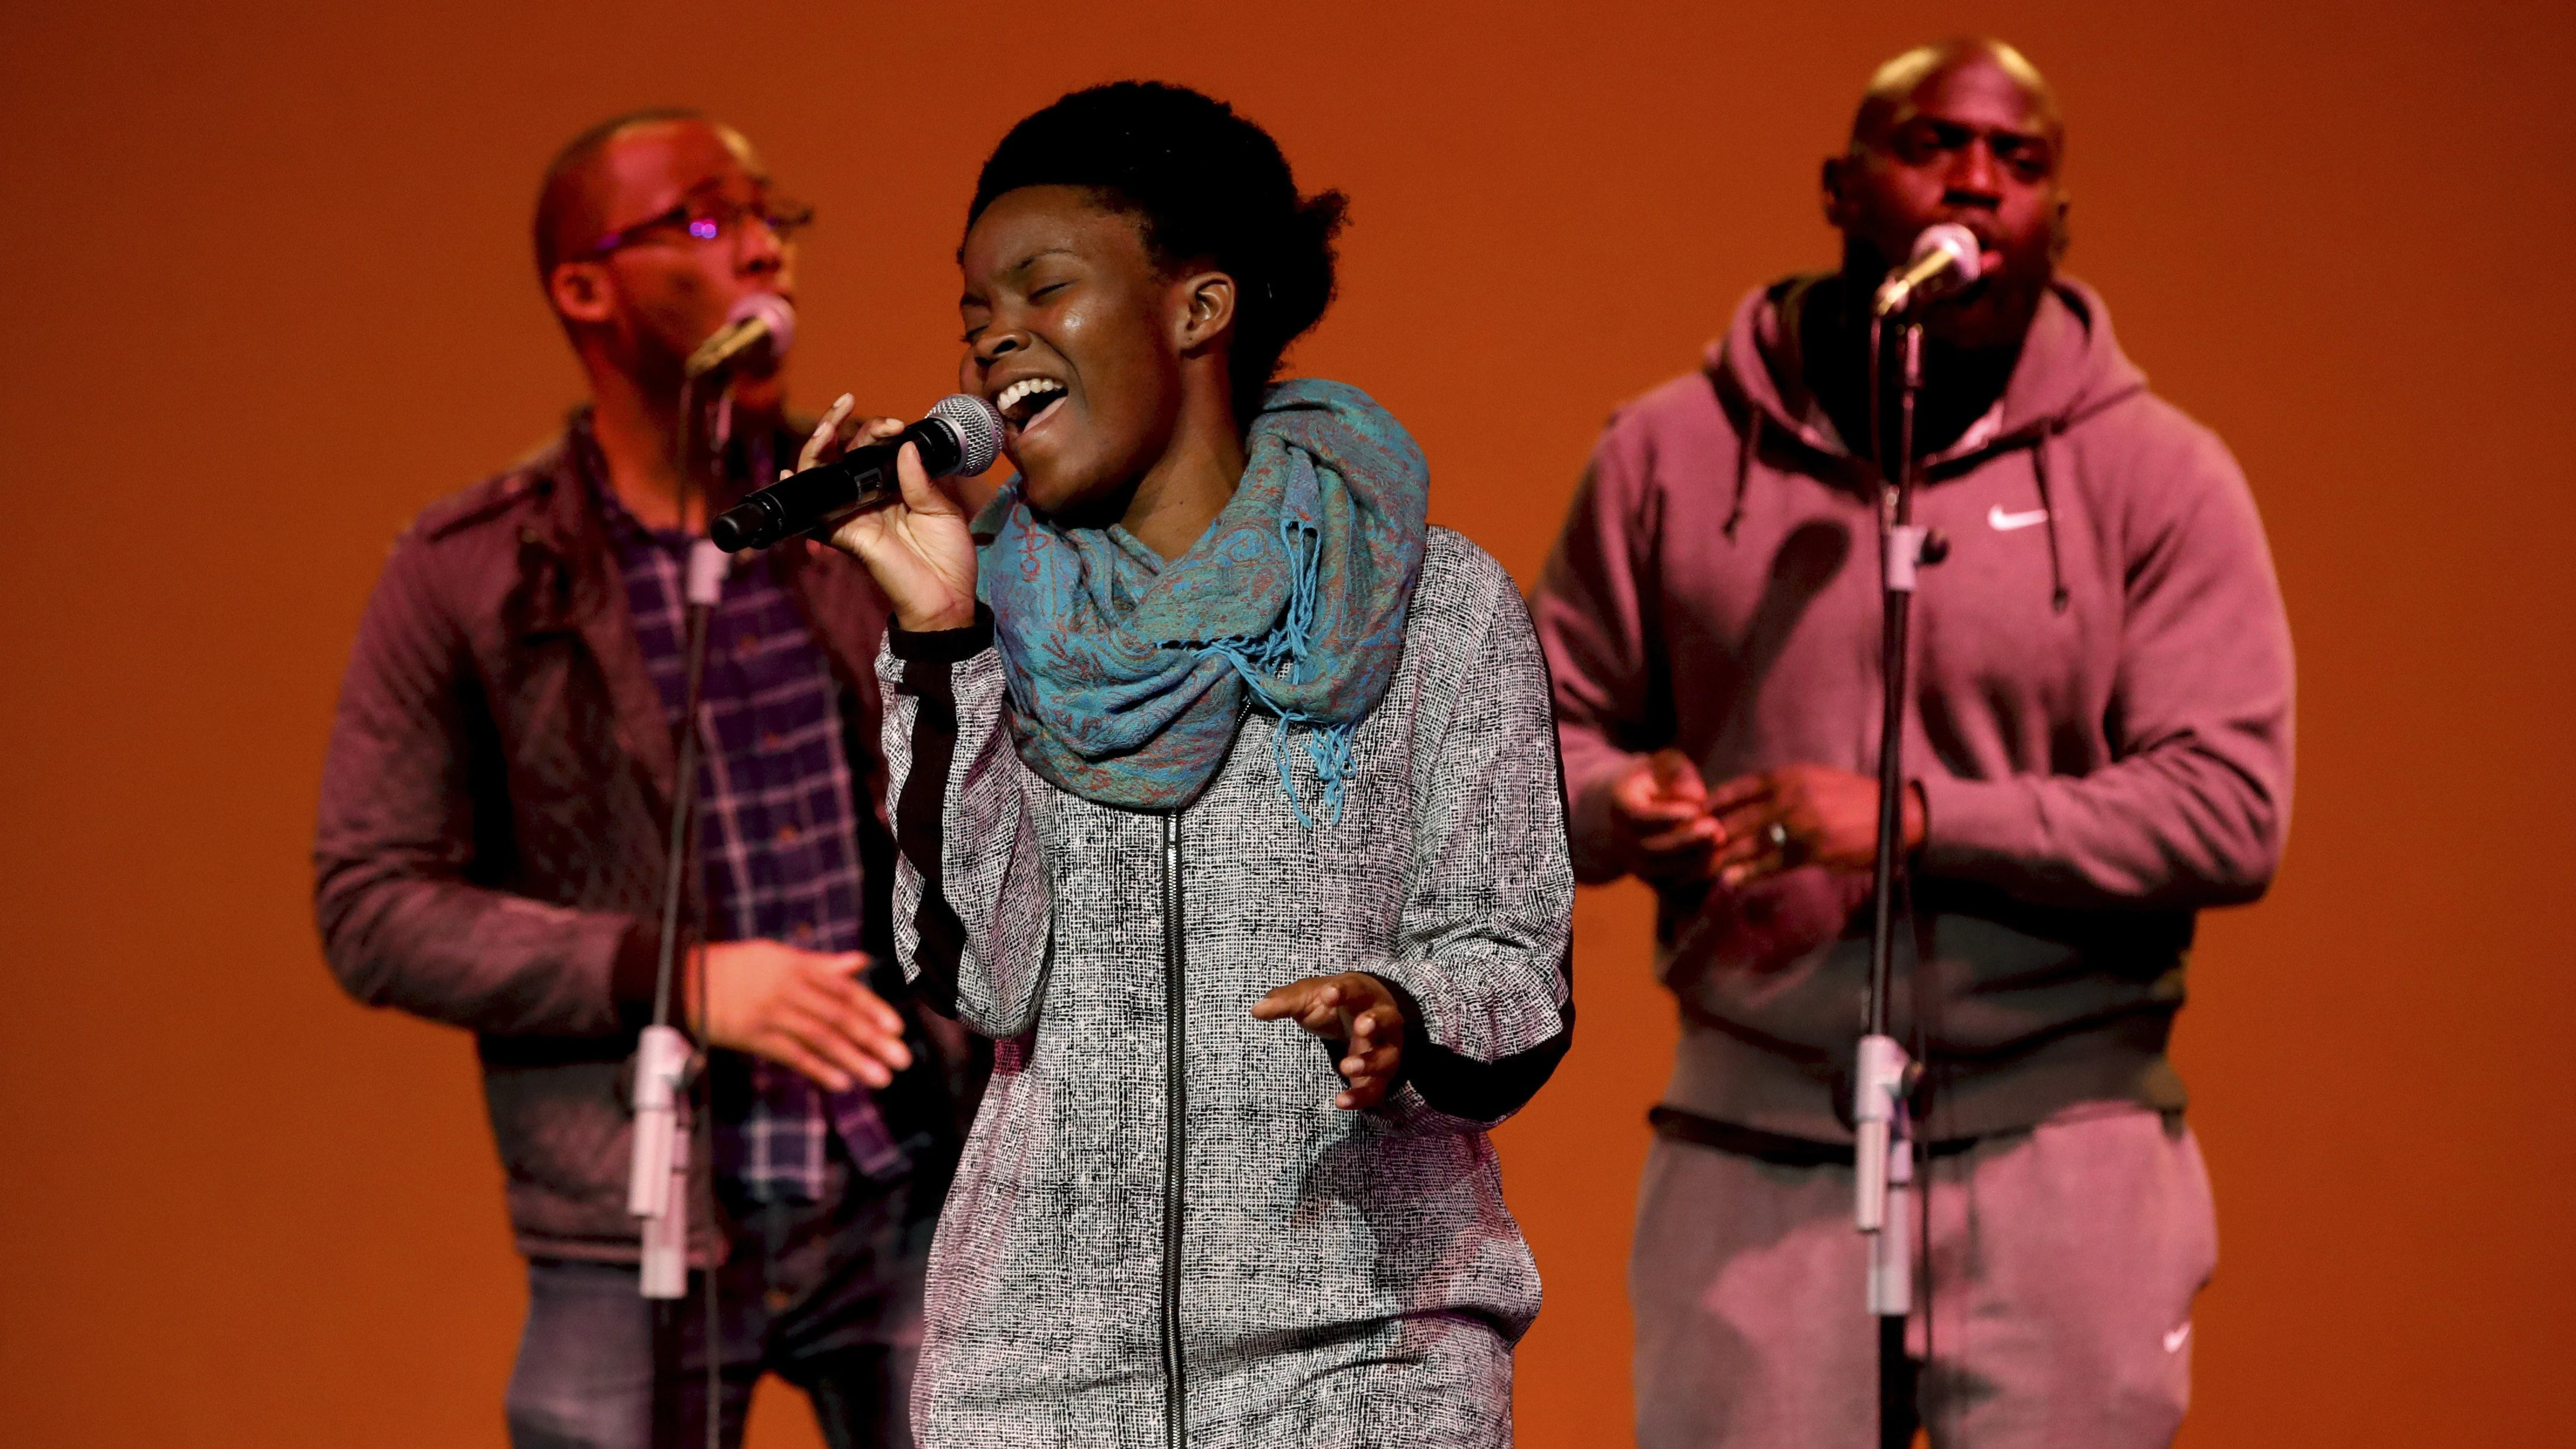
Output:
[{"xmin": 1534, "ymin": 275, "xmax": 2294, "ymax": 1143}]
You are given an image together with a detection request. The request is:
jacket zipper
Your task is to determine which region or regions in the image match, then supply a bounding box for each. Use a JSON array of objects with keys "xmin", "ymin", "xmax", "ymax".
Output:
[{"xmin": 1160, "ymin": 810, "xmax": 1189, "ymax": 1449}]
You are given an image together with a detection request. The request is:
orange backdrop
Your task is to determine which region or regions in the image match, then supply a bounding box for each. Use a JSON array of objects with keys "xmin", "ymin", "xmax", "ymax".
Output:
[{"xmin": 4, "ymin": 1, "xmax": 2570, "ymax": 1444}]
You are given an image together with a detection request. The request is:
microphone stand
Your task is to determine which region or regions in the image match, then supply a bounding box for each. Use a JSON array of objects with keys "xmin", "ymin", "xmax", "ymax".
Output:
[
  {"xmin": 1855, "ymin": 305, "xmax": 1944, "ymax": 1447},
  {"xmin": 626, "ymin": 369, "xmax": 734, "ymax": 1449}
]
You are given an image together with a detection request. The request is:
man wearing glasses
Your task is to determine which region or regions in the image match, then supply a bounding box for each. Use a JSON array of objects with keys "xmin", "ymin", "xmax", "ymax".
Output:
[{"xmin": 315, "ymin": 110, "xmax": 966, "ymax": 1448}]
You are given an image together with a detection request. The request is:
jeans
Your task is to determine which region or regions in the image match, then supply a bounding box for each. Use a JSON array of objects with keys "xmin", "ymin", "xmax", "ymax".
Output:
[{"xmin": 506, "ymin": 1149, "xmax": 932, "ymax": 1449}]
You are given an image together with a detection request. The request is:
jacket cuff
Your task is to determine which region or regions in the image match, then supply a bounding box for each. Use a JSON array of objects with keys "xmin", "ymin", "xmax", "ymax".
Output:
[
  {"xmin": 1915, "ymin": 772, "xmax": 2041, "ymax": 882},
  {"xmin": 1359, "ymin": 966, "xmax": 1572, "ymax": 1126},
  {"xmin": 887, "ymin": 603, "xmax": 994, "ymax": 662},
  {"xmin": 609, "ymin": 918, "xmax": 665, "ymax": 1033}
]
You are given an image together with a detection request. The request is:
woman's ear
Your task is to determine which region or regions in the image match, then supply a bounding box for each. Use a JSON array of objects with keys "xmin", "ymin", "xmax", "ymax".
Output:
[{"xmin": 1171, "ymin": 269, "xmax": 1236, "ymax": 355}]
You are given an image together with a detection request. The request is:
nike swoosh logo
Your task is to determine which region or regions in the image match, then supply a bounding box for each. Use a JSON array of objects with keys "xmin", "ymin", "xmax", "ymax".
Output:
[
  {"xmin": 2163, "ymin": 1323, "xmax": 2193, "ymax": 1353},
  {"xmin": 1989, "ymin": 504, "xmax": 2051, "ymax": 531}
]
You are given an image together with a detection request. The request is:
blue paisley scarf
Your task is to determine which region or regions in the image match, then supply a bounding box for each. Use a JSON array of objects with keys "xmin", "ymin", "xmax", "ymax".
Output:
[{"xmin": 977, "ymin": 379, "xmax": 1428, "ymax": 823}]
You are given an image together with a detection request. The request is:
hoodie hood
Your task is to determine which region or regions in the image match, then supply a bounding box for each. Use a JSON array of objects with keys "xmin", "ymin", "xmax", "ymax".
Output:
[
  {"xmin": 1709, "ymin": 272, "xmax": 2149, "ymax": 467},
  {"xmin": 1706, "ymin": 274, "xmax": 2151, "ymax": 612}
]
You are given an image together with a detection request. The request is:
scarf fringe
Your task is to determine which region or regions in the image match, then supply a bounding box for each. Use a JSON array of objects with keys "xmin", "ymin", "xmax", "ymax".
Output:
[{"xmin": 1199, "ymin": 498, "xmax": 1357, "ymax": 827}]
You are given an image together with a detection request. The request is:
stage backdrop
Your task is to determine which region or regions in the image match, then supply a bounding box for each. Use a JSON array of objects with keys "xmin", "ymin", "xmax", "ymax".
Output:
[{"xmin": 4, "ymin": 2, "xmax": 2568, "ymax": 1444}]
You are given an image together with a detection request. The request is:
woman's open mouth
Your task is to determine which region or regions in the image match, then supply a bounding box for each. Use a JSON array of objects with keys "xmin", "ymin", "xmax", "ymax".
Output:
[{"xmin": 996, "ymin": 377, "xmax": 1069, "ymax": 439}]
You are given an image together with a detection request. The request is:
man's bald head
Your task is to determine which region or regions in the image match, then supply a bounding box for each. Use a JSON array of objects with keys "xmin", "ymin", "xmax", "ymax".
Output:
[
  {"xmin": 1849, "ymin": 38, "xmax": 2061, "ymax": 156},
  {"xmin": 530, "ymin": 110, "xmax": 796, "ymax": 407},
  {"xmin": 532, "ymin": 107, "xmax": 714, "ymax": 281}
]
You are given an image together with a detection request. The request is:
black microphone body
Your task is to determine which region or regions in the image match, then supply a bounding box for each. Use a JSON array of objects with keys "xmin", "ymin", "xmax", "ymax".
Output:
[{"xmin": 710, "ymin": 395, "xmax": 1004, "ymax": 552}]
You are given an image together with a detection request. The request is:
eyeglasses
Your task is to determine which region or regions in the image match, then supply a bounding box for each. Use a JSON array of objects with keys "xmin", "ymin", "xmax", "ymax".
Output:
[{"xmin": 582, "ymin": 189, "xmax": 816, "ymax": 259}]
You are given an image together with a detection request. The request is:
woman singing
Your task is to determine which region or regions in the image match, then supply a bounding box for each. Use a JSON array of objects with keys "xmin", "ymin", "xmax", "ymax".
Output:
[{"xmin": 830, "ymin": 82, "xmax": 1572, "ymax": 1448}]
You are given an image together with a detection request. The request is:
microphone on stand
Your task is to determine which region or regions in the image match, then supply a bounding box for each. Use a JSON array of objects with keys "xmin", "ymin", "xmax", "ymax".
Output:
[
  {"xmin": 686, "ymin": 293, "xmax": 796, "ymax": 380},
  {"xmin": 709, "ymin": 393, "xmax": 1004, "ymax": 552},
  {"xmin": 1849, "ymin": 224, "xmax": 1983, "ymax": 1336},
  {"xmin": 632, "ymin": 295, "xmax": 796, "ymax": 1301},
  {"xmin": 1871, "ymin": 222, "xmax": 1987, "ymax": 318}
]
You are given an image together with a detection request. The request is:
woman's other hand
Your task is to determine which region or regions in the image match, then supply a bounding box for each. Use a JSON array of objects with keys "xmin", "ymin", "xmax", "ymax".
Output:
[{"xmin": 1251, "ymin": 972, "xmax": 1407, "ymax": 1110}]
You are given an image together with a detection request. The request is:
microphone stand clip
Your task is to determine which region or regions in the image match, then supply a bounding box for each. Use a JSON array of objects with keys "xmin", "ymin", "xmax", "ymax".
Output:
[{"xmin": 629, "ymin": 1020, "xmax": 696, "ymax": 1299}]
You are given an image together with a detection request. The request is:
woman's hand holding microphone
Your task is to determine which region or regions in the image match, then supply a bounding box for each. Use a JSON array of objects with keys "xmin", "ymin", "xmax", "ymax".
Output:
[{"xmin": 802, "ymin": 401, "xmax": 982, "ymax": 633}]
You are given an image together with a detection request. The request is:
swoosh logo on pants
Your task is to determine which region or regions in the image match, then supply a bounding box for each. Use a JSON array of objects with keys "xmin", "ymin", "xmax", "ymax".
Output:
[{"xmin": 1989, "ymin": 504, "xmax": 2051, "ymax": 531}]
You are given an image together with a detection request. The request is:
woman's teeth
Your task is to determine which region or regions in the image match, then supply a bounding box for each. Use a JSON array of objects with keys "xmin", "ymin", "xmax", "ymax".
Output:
[{"xmin": 996, "ymin": 378, "xmax": 1066, "ymax": 422}]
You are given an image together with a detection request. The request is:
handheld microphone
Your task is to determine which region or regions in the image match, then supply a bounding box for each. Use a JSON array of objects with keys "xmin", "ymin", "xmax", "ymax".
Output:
[
  {"xmin": 1871, "ymin": 224, "xmax": 1986, "ymax": 318},
  {"xmin": 709, "ymin": 393, "xmax": 1005, "ymax": 552},
  {"xmin": 686, "ymin": 293, "xmax": 796, "ymax": 380}
]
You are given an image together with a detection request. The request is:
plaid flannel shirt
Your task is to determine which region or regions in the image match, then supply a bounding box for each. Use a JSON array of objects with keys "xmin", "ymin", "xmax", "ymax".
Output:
[{"xmin": 595, "ymin": 452, "xmax": 907, "ymax": 1202}]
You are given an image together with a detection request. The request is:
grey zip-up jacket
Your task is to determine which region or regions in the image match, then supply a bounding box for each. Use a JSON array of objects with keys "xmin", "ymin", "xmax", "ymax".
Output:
[
  {"xmin": 1536, "ymin": 276, "xmax": 2294, "ymax": 1145},
  {"xmin": 879, "ymin": 528, "xmax": 1575, "ymax": 1448}
]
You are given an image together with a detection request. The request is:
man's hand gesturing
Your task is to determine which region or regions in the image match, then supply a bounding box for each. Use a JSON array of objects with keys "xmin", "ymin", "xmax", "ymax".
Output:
[
  {"xmin": 1603, "ymin": 751, "xmax": 1930, "ymax": 890},
  {"xmin": 1704, "ymin": 764, "xmax": 1928, "ymax": 890},
  {"xmin": 1605, "ymin": 748, "xmax": 1722, "ymax": 883},
  {"xmin": 690, "ymin": 941, "xmax": 914, "ymax": 1093},
  {"xmin": 1251, "ymin": 973, "xmax": 1408, "ymax": 1110}
]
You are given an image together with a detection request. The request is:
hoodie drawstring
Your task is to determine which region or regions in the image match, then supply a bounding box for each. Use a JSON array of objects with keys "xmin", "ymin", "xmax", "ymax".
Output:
[
  {"xmin": 1724, "ymin": 408, "xmax": 1760, "ymax": 541},
  {"xmin": 2029, "ymin": 423, "xmax": 2072, "ymax": 614}
]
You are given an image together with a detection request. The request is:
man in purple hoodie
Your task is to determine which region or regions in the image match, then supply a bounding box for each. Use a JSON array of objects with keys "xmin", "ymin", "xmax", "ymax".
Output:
[{"xmin": 1533, "ymin": 39, "xmax": 2293, "ymax": 1448}]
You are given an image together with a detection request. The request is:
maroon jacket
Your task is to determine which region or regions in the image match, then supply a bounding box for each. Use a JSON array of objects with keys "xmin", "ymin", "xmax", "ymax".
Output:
[
  {"xmin": 313, "ymin": 418, "xmax": 944, "ymax": 1261},
  {"xmin": 1534, "ymin": 277, "xmax": 2294, "ymax": 1142}
]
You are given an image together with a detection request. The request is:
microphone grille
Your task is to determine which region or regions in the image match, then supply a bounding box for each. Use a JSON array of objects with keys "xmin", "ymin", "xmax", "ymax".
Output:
[
  {"xmin": 927, "ymin": 393, "xmax": 1005, "ymax": 476},
  {"xmin": 1911, "ymin": 223, "xmax": 1982, "ymax": 277},
  {"xmin": 728, "ymin": 292, "xmax": 796, "ymax": 356}
]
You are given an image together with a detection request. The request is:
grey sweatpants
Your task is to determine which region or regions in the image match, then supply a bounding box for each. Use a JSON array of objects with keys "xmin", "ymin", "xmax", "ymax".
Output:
[{"xmin": 1631, "ymin": 1103, "xmax": 2216, "ymax": 1448}]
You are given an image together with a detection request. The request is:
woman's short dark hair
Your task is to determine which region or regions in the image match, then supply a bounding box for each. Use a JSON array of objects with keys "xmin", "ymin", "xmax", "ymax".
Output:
[{"xmin": 968, "ymin": 82, "xmax": 1348, "ymax": 424}]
